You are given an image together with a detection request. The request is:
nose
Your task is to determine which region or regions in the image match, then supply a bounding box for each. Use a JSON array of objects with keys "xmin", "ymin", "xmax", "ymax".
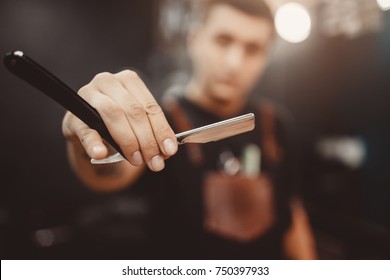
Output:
[{"xmin": 224, "ymin": 45, "xmax": 245, "ymax": 73}]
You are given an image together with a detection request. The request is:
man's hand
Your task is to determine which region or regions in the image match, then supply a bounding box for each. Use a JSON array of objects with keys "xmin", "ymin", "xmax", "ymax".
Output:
[{"xmin": 62, "ymin": 70, "xmax": 178, "ymax": 172}]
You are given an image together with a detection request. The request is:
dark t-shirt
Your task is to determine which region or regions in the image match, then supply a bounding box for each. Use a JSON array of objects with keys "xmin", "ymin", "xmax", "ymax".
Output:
[{"xmin": 139, "ymin": 96, "xmax": 294, "ymax": 259}]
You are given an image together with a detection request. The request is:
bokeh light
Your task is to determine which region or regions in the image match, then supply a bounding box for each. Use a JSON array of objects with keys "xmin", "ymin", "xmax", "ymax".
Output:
[
  {"xmin": 377, "ymin": 0, "xmax": 390, "ymax": 11},
  {"xmin": 275, "ymin": 2, "xmax": 312, "ymax": 43}
]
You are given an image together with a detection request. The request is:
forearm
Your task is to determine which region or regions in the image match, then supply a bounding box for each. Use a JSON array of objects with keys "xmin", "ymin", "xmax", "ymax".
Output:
[
  {"xmin": 66, "ymin": 140, "xmax": 144, "ymax": 192},
  {"xmin": 283, "ymin": 200, "xmax": 317, "ymax": 260}
]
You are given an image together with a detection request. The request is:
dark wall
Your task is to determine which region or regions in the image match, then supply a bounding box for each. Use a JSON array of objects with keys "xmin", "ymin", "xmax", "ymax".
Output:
[
  {"xmin": 0, "ymin": 0, "xmax": 158, "ymax": 259},
  {"xmin": 259, "ymin": 9, "xmax": 390, "ymax": 259}
]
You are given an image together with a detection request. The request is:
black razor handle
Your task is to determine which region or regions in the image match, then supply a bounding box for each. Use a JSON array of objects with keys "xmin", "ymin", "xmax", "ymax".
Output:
[{"xmin": 3, "ymin": 51, "xmax": 125, "ymax": 158}]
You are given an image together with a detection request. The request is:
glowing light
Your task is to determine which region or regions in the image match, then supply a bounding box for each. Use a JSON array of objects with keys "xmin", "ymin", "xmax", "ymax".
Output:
[
  {"xmin": 317, "ymin": 137, "xmax": 366, "ymax": 169},
  {"xmin": 275, "ymin": 2, "xmax": 312, "ymax": 43},
  {"xmin": 377, "ymin": 0, "xmax": 390, "ymax": 11}
]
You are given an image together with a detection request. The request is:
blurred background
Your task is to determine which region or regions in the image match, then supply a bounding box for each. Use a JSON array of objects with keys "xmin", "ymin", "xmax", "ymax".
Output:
[{"xmin": 0, "ymin": 0, "xmax": 389, "ymax": 259}]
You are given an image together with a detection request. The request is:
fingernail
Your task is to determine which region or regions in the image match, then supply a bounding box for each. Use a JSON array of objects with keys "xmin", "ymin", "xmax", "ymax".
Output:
[
  {"xmin": 131, "ymin": 151, "xmax": 144, "ymax": 166},
  {"xmin": 163, "ymin": 138, "xmax": 177, "ymax": 156},
  {"xmin": 92, "ymin": 146, "xmax": 104, "ymax": 158},
  {"xmin": 150, "ymin": 155, "xmax": 165, "ymax": 171}
]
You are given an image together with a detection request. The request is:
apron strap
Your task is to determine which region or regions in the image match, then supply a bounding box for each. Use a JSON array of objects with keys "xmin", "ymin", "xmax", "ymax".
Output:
[{"xmin": 258, "ymin": 99, "xmax": 283, "ymax": 166}]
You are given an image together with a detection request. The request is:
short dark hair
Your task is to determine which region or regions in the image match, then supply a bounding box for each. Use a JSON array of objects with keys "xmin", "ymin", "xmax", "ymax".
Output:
[{"xmin": 193, "ymin": 0, "xmax": 274, "ymax": 25}]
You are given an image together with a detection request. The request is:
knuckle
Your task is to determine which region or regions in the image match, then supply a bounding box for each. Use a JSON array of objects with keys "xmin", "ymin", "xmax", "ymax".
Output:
[
  {"xmin": 79, "ymin": 128, "xmax": 95, "ymax": 146},
  {"xmin": 77, "ymin": 84, "xmax": 90, "ymax": 97},
  {"xmin": 62, "ymin": 114, "xmax": 76, "ymax": 139},
  {"xmin": 93, "ymin": 72, "xmax": 119, "ymax": 87},
  {"xmin": 62, "ymin": 111, "xmax": 73, "ymax": 123},
  {"xmin": 93, "ymin": 72, "xmax": 112, "ymax": 82},
  {"xmin": 127, "ymin": 104, "xmax": 146, "ymax": 120},
  {"xmin": 98, "ymin": 101, "xmax": 123, "ymax": 119},
  {"xmin": 121, "ymin": 69, "xmax": 139, "ymax": 81},
  {"xmin": 124, "ymin": 69, "xmax": 139, "ymax": 79},
  {"xmin": 62, "ymin": 112, "xmax": 75, "ymax": 129},
  {"xmin": 144, "ymin": 102, "xmax": 162, "ymax": 115},
  {"xmin": 142, "ymin": 138, "xmax": 160, "ymax": 153},
  {"xmin": 120, "ymin": 138, "xmax": 139, "ymax": 151}
]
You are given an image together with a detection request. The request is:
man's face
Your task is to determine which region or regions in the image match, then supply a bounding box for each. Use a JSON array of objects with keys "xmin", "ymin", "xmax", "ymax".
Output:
[{"xmin": 189, "ymin": 4, "xmax": 274, "ymax": 104}]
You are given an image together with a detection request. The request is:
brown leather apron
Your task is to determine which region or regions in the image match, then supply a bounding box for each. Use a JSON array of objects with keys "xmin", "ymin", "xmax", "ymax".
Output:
[{"xmin": 165, "ymin": 99, "xmax": 283, "ymax": 242}]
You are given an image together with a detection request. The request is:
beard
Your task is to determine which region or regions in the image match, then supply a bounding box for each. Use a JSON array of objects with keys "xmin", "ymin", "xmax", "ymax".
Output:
[{"xmin": 204, "ymin": 80, "xmax": 242, "ymax": 106}]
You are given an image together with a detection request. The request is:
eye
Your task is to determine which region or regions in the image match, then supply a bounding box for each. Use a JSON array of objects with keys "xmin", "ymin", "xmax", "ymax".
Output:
[
  {"xmin": 215, "ymin": 34, "xmax": 232, "ymax": 47},
  {"xmin": 245, "ymin": 43, "xmax": 263, "ymax": 56}
]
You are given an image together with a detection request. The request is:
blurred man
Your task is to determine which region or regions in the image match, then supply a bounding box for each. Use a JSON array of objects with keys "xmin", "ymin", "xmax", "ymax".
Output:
[{"xmin": 62, "ymin": 0, "xmax": 316, "ymax": 259}]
